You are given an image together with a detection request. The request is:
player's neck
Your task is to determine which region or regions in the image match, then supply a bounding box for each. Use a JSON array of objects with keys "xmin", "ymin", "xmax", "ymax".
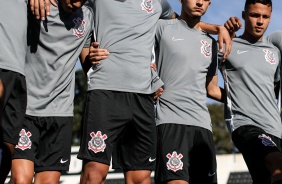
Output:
[
  {"xmin": 180, "ymin": 14, "xmax": 201, "ymax": 30},
  {"xmin": 241, "ymin": 31, "xmax": 264, "ymax": 44}
]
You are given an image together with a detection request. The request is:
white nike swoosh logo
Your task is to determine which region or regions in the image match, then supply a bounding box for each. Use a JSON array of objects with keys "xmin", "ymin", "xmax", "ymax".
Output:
[
  {"xmin": 237, "ymin": 50, "xmax": 249, "ymax": 54},
  {"xmin": 208, "ymin": 172, "xmax": 215, "ymax": 177},
  {"xmin": 149, "ymin": 157, "xmax": 156, "ymax": 162},
  {"xmin": 172, "ymin": 37, "xmax": 184, "ymax": 41},
  {"xmin": 60, "ymin": 159, "xmax": 68, "ymax": 164}
]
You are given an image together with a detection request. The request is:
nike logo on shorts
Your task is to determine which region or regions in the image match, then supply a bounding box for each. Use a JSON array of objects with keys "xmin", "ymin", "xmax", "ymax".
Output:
[
  {"xmin": 149, "ymin": 157, "xmax": 156, "ymax": 162},
  {"xmin": 208, "ymin": 172, "xmax": 215, "ymax": 177},
  {"xmin": 60, "ymin": 159, "xmax": 68, "ymax": 164}
]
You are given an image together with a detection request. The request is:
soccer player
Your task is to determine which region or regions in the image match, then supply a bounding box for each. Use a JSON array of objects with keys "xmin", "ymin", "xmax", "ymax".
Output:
[
  {"xmin": 153, "ymin": 0, "xmax": 223, "ymax": 183},
  {"xmin": 9, "ymin": 0, "xmax": 93, "ymax": 183},
  {"xmin": 221, "ymin": 0, "xmax": 282, "ymax": 183},
  {"xmin": 0, "ymin": 1, "xmax": 28, "ymax": 182},
  {"xmin": 76, "ymin": 1, "xmax": 176, "ymax": 184}
]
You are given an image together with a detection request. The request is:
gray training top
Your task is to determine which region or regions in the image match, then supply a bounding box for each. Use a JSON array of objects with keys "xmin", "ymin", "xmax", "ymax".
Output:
[
  {"xmin": 86, "ymin": 0, "xmax": 174, "ymax": 94},
  {"xmin": 0, "ymin": 0, "xmax": 27, "ymax": 75},
  {"xmin": 221, "ymin": 37, "xmax": 282, "ymax": 138},
  {"xmin": 267, "ymin": 31, "xmax": 282, "ymax": 53},
  {"xmin": 155, "ymin": 19, "xmax": 218, "ymax": 132},
  {"xmin": 267, "ymin": 31, "xmax": 282, "ymax": 113},
  {"xmin": 25, "ymin": 4, "xmax": 93, "ymax": 117}
]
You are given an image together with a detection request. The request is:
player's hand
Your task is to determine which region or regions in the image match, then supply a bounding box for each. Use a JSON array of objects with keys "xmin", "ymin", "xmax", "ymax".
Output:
[
  {"xmin": 217, "ymin": 26, "xmax": 232, "ymax": 62},
  {"xmin": 30, "ymin": 0, "xmax": 57, "ymax": 20},
  {"xmin": 89, "ymin": 42, "xmax": 110, "ymax": 65},
  {"xmin": 224, "ymin": 16, "xmax": 242, "ymax": 38},
  {"xmin": 154, "ymin": 87, "xmax": 163, "ymax": 101},
  {"xmin": 150, "ymin": 63, "xmax": 157, "ymax": 72}
]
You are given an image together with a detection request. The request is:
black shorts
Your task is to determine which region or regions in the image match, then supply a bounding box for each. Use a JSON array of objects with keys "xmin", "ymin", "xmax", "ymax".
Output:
[
  {"xmin": 232, "ymin": 125, "xmax": 282, "ymax": 184},
  {"xmin": 155, "ymin": 124, "xmax": 217, "ymax": 184},
  {"xmin": 13, "ymin": 115, "xmax": 73, "ymax": 172},
  {"xmin": 78, "ymin": 90, "xmax": 156, "ymax": 170},
  {"xmin": 0, "ymin": 69, "xmax": 27, "ymax": 144}
]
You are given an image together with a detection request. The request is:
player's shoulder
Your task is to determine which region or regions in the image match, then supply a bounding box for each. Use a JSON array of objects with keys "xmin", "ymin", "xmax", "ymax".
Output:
[
  {"xmin": 157, "ymin": 19, "xmax": 178, "ymax": 28},
  {"xmin": 204, "ymin": 32, "xmax": 216, "ymax": 42},
  {"xmin": 158, "ymin": 18, "xmax": 177, "ymax": 24},
  {"xmin": 82, "ymin": 4, "xmax": 94, "ymax": 15},
  {"xmin": 267, "ymin": 30, "xmax": 282, "ymax": 40}
]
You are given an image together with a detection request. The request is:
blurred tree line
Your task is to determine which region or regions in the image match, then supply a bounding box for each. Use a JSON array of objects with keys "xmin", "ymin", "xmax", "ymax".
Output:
[{"xmin": 72, "ymin": 70, "xmax": 233, "ymax": 154}]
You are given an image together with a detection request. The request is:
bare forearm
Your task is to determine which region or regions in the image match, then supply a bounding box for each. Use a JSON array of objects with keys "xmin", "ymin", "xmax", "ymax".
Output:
[
  {"xmin": 199, "ymin": 22, "xmax": 223, "ymax": 34},
  {"xmin": 207, "ymin": 87, "xmax": 225, "ymax": 103}
]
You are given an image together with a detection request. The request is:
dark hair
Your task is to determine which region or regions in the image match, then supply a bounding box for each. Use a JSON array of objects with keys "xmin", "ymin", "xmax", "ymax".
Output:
[{"xmin": 244, "ymin": 0, "xmax": 272, "ymax": 11}]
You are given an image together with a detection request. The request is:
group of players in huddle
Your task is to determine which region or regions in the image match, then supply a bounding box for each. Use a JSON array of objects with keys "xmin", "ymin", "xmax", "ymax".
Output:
[{"xmin": 1, "ymin": 0, "xmax": 282, "ymax": 184}]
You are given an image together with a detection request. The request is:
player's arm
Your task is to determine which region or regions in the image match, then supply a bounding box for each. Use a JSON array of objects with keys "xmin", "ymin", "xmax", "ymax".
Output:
[
  {"xmin": 79, "ymin": 48, "xmax": 91, "ymax": 76},
  {"xmin": 224, "ymin": 17, "xmax": 242, "ymax": 38},
  {"xmin": 274, "ymin": 81, "xmax": 280, "ymax": 99},
  {"xmin": 206, "ymin": 75, "xmax": 225, "ymax": 103},
  {"xmin": 274, "ymin": 56, "xmax": 281, "ymax": 99},
  {"xmin": 199, "ymin": 22, "xmax": 231, "ymax": 62},
  {"xmin": 29, "ymin": 0, "xmax": 57, "ymax": 20},
  {"xmin": 80, "ymin": 42, "xmax": 110, "ymax": 75},
  {"xmin": 88, "ymin": 42, "xmax": 109, "ymax": 65},
  {"xmin": 159, "ymin": 0, "xmax": 177, "ymax": 19}
]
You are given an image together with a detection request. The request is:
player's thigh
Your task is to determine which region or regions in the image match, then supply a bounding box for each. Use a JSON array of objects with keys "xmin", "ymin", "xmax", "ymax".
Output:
[
  {"xmin": 0, "ymin": 70, "xmax": 27, "ymax": 145},
  {"xmin": 232, "ymin": 125, "xmax": 279, "ymax": 184},
  {"xmin": 11, "ymin": 159, "xmax": 34, "ymax": 183},
  {"xmin": 13, "ymin": 115, "xmax": 40, "ymax": 163},
  {"xmin": 124, "ymin": 170, "xmax": 152, "ymax": 184},
  {"xmin": 155, "ymin": 124, "xmax": 192, "ymax": 184},
  {"xmin": 34, "ymin": 171, "xmax": 61, "ymax": 184},
  {"xmin": 78, "ymin": 90, "xmax": 131, "ymax": 165},
  {"xmin": 34, "ymin": 116, "xmax": 73, "ymax": 173},
  {"xmin": 117, "ymin": 93, "xmax": 156, "ymax": 170},
  {"xmin": 189, "ymin": 127, "xmax": 217, "ymax": 184}
]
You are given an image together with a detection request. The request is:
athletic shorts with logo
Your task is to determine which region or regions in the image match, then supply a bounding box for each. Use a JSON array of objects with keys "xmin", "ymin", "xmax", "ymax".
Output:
[
  {"xmin": 13, "ymin": 115, "xmax": 73, "ymax": 172},
  {"xmin": 0, "ymin": 69, "xmax": 27, "ymax": 144},
  {"xmin": 232, "ymin": 125, "xmax": 282, "ymax": 184},
  {"xmin": 155, "ymin": 124, "xmax": 217, "ymax": 184},
  {"xmin": 78, "ymin": 90, "xmax": 156, "ymax": 170}
]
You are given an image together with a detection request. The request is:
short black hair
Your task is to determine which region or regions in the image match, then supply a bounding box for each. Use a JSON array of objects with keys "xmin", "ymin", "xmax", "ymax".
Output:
[{"xmin": 244, "ymin": 0, "xmax": 272, "ymax": 11}]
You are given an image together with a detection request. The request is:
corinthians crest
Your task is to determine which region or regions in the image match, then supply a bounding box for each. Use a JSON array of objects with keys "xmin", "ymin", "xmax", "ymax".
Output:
[
  {"xmin": 258, "ymin": 134, "xmax": 277, "ymax": 147},
  {"xmin": 141, "ymin": 0, "xmax": 153, "ymax": 13},
  {"xmin": 73, "ymin": 17, "xmax": 86, "ymax": 38},
  {"xmin": 263, "ymin": 49, "xmax": 276, "ymax": 64},
  {"xmin": 166, "ymin": 151, "xmax": 183, "ymax": 172},
  {"xmin": 16, "ymin": 129, "xmax": 32, "ymax": 151},
  {"xmin": 88, "ymin": 131, "xmax": 108, "ymax": 153},
  {"xmin": 201, "ymin": 40, "xmax": 212, "ymax": 58}
]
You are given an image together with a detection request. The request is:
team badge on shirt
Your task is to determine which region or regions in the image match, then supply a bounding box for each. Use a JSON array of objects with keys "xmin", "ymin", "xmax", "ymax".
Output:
[
  {"xmin": 141, "ymin": 0, "xmax": 153, "ymax": 13},
  {"xmin": 88, "ymin": 131, "xmax": 108, "ymax": 153},
  {"xmin": 201, "ymin": 40, "xmax": 212, "ymax": 58},
  {"xmin": 73, "ymin": 17, "xmax": 86, "ymax": 38},
  {"xmin": 258, "ymin": 134, "xmax": 277, "ymax": 147},
  {"xmin": 263, "ymin": 49, "xmax": 276, "ymax": 64},
  {"xmin": 166, "ymin": 151, "xmax": 183, "ymax": 172},
  {"xmin": 16, "ymin": 129, "xmax": 32, "ymax": 151}
]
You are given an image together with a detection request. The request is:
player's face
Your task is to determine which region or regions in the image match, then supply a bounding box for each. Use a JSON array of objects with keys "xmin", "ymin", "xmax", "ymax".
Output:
[
  {"xmin": 242, "ymin": 3, "xmax": 271, "ymax": 41},
  {"xmin": 59, "ymin": 0, "xmax": 86, "ymax": 13},
  {"xmin": 181, "ymin": 0, "xmax": 211, "ymax": 18}
]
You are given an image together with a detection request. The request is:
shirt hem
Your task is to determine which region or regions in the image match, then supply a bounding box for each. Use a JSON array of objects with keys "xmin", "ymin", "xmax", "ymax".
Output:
[
  {"xmin": 0, "ymin": 65, "xmax": 25, "ymax": 76},
  {"xmin": 87, "ymin": 86, "xmax": 157, "ymax": 94},
  {"xmin": 156, "ymin": 121, "xmax": 212, "ymax": 132},
  {"xmin": 26, "ymin": 112, "xmax": 73, "ymax": 117}
]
